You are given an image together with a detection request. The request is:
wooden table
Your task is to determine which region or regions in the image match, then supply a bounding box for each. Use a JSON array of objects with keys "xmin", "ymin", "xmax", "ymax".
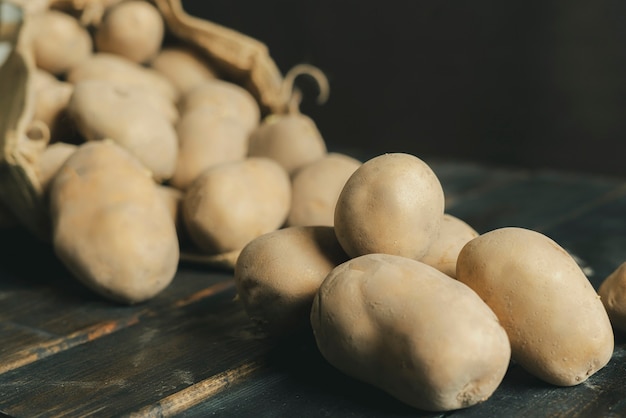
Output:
[{"xmin": 1, "ymin": 160, "xmax": 625, "ymax": 417}]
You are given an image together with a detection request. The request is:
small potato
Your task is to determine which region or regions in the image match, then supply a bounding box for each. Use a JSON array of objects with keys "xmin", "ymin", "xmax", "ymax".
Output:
[
  {"xmin": 287, "ymin": 153, "xmax": 361, "ymax": 227},
  {"xmin": 169, "ymin": 107, "xmax": 248, "ymax": 190},
  {"xmin": 179, "ymin": 79, "xmax": 260, "ymax": 134},
  {"xmin": 334, "ymin": 153, "xmax": 445, "ymax": 259},
  {"xmin": 36, "ymin": 142, "xmax": 77, "ymax": 191},
  {"xmin": 95, "ymin": 1, "xmax": 164, "ymax": 64},
  {"xmin": 182, "ymin": 158, "xmax": 291, "ymax": 255},
  {"xmin": 419, "ymin": 213, "xmax": 479, "ymax": 278},
  {"xmin": 456, "ymin": 227, "xmax": 614, "ymax": 386},
  {"xmin": 27, "ymin": 10, "xmax": 92, "ymax": 75},
  {"xmin": 49, "ymin": 141, "xmax": 179, "ymax": 304},
  {"xmin": 32, "ymin": 76, "xmax": 74, "ymax": 141},
  {"xmin": 67, "ymin": 79, "xmax": 178, "ymax": 181},
  {"xmin": 247, "ymin": 113, "xmax": 327, "ymax": 176},
  {"xmin": 311, "ymin": 253, "xmax": 511, "ymax": 411},
  {"xmin": 67, "ymin": 53, "xmax": 178, "ymax": 102},
  {"xmin": 235, "ymin": 226, "xmax": 349, "ymax": 336},
  {"xmin": 598, "ymin": 262, "xmax": 626, "ymax": 332},
  {"xmin": 150, "ymin": 45, "xmax": 219, "ymax": 95}
]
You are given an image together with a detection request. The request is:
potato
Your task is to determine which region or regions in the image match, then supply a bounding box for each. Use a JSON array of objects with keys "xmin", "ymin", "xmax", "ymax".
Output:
[
  {"xmin": 67, "ymin": 53, "xmax": 178, "ymax": 102},
  {"xmin": 287, "ymin": 153, "xmax": 361, "ymax": 227},
  {"xmin": 334, "ymin": 153, "xmax": 444, "ymax": 259},
  {"xmin": 67, "ymin": 79, "xmax": 178, "ymax": 181},
  {"xmin": 27, "ymin": 10, "xmax": 92, "ymax": 75},
  {"xmin": 150, "ymin": 45, "xmax": 219, "ymax": 96},
  {"xmin": 235, "ymin": 226, "xmax": 349, "ymax": 336},
  {"xmin": 419, "ymin": 213, "xmax": 479, "ymax": 278},
  {"xmin": 182, "ymin": 158, "xmax": 291, "ymax": 255},
  {"xmin": 456, "ymin": 227, "xmax": 614, "ymax": 386},
  {"xmin": 49, "ymin": 141, "xmax": 179, "ymax": 304},
  {"xmin": 311, "ymin": 253, "xmax": 511, "ymax": 411},
  {"xmin": 94, "ymin": 1, "xmax": 164, "ymax": 64},
  {"xmin": 247, "ymin": 113, "xmax": 327, "ymax": 176},
  {"xmin": 36, "ymin": 142, "xmax": 77, "ymax": 191},
  {"xmin": 598, "ymin": 262, "xmax": 626, "ymax": 332},
  {"xmin": 180, "ymin": 79, "xmax": 260, "ymax": 134},
  {"xmin": 32, "ymin": 76, "xmax": 74, "ymax": 141},
  {"xmin": 169, "ymin": 107, "xmax": 248, "ymax": 190}
]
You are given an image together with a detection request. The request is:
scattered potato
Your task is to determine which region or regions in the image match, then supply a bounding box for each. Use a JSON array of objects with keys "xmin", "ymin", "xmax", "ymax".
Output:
[
  {"xmin": 311, "ymin": 253, "xmax": 511, "ymax": 411},
  {"xmin": 27, "ymin": 9, "xmax": 92, "ymax": 75},
  {"xmin": 180, "ymin": 79, "xmax": 260, "ymax": 134},
  {"xmin": 169, "ymin": 107, "xmax": 248, "ymax": 190},
  {"xmin": 49, "ymin": 141, "xmax": 179, "ymax": 304},
  {"xmin": 95, "ymin": 0, "xmax": 164, "ymax": 64},
  {"xmin": 598, "ymin": 262, "xmax": 626, "ymax": 332},
  {"xmin": 247, "ymin": 113, "xmax": 327, "ymax": 176},
  {"xmin": 456, "ymin": 227, "xmax": 614, "ymax": 386},
  {"xmin": 334, "ymin": 153, "xmax": 445, "ymax": 259},
  {"xmin": 287, "ymin": 152, "xmax": 361, "ymax": 227},
  {"xmin": 419, "ymin": 213, "xmax": 479, "ymax": 278},
  {"xmin": 235, "ymin": 226, "xmax": 349, "ymax": 336},
  {"xmin": 66, "ymin": 79, "xmax": 178, "ymax": 181},
  {"xmin": 182, "ymin": 158, "xmax": 291, "ymax": 255},
  {"xmin": 150, "ymin": 45, "xmax": 219, "ymax": 95}
]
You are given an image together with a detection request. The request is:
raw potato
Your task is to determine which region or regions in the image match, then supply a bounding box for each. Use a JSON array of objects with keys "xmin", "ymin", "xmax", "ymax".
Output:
[
  {"xmin": 170, "ymin": 107, "xmax": 248, "ymax": 190},
  {"xmin": 182, "ymin": 158, "xmax": 291, "ymax": 255},
  {"xmin": 36, "ymin": 142, "xmax": 77, "ymax": 191},
  {"xmin": 67, "ymin": 53, "xmax": 178, "ymax": 102},
  {"xmin": 287, "ymin": 153, "xmax": 361, "ymax": 227},
  {"xmin": 180, "ymin": 79, "xmax": 260, "ymax": 134},
  {"xmin": 27, "ymin": 10, "xmax": 92, "ymax": 75},
  {"xmin": 235, "ymin": 226, "xmax": 349, "ymax": 336},
  {"xmin": 95, "ymin": 1, "xmax": 164, "ymax": 64},
  {"xmin": 334, "ymin": 153, "xmax": 445, "ymax": 259},
  {"xmin": 49, "ymin": 141, "xmax": 179, "ymax": 304},
  {"xmin": 32, "ymin": 76, "xmax": 74, "ymax": 141},
  {"xmin": 456, "ymin": 227, "xmax": 614, "ymax": 386},
  {"xmin": 150, "ymin": 45, "xmax": 219, "ymax": 95},
  {"xmin": 598, "ymin": 262, "xmax": 626, "ymax": 332},
  {"xmin": 67, "ymin": 79, "xmax": 178, "ymax": 181},
  {"xmin": 311, "ymin": 253, "xmax": 511, "ymax": 412},
  {"xmin": 419, "ymin": 213, "xmax": 479, "ymax": 278},
  {"xmin": 247, "ymin": 113, "xmax": 327, "ymax": 176}
]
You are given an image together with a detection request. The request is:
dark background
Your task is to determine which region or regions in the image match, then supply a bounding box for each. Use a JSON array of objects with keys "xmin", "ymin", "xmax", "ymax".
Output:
[{"xmin": 182, "ymin": 0, "xmax": 626, "ymax": 178}]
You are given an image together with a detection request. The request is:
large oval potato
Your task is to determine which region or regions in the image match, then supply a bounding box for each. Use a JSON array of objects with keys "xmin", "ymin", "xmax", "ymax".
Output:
[
  {"xmin": 598, "ymin": 262, "xmax": 626, "ymax": 332},
  {"xmin": 235, "ymin": 226, "xmax": 349, "ymax": 336},
  {"xmin": 334, "ymin": 153, "xmax": 445, "ymax": 259},
  {"xmin": 49, "ymin": 141, "xmax": 179, "ymax": 304},
  {"xmin": 456, "ymin": 227, "xmax": 614, "ymax": 386},
  {"xmin": 311, "ymin": 253, "xmax": 511, "ymax": 411}
]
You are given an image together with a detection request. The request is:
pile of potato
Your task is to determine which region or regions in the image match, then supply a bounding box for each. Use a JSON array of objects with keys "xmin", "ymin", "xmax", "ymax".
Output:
[{"xmin": 4, "ymin": 0, "xmax": 626, "ymax": 413}]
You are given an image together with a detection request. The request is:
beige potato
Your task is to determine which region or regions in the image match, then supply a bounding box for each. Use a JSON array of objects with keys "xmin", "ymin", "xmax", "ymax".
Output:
[
  {"xmin": 179, "ymin": 79, "xmax": 260, "ymax": 134},
  {"xmin": 182, "ymin": 158, "xmax": 291, "ymax": 255},
  {"xmin": 32, "ymin": 76, "xmax": 74, "ymax": 141},
  {"xmin": 49, "ymin": 141, "xmax": 179, "ymax": 304},
  {"xmin": 150, "ymin": 45, "xmax": 219, "ymax": 95},
  {"xmin": 235, "ymin": 226, "xmax": 349, "ymax": 335},
  {"xmin": 95, "ymin": 0, "xmax": 164, "ymax": 64},
  {"xmin": 247, "ymin": 113, "xmax": 327, "ymax": 176},
  {"xmin": 170, "ymin": 107, "xmax": 248, "ymax": 190},
  {"xmin": 27, "ymin": 10, "xmax": 92, "ymax": 75},
  {"xmin": 67, "ymin": 53, "xmax": 178, "ymax": 102},
  {"xmin": 456, "ymin": 227, "xmax": 614, "ymax": 386},
  {"xmin": 67, "ymin": 79, "xmax": 178, "ymax": 181},
  {"xmin": 287, "ymin": 153, "xmax": 361, "ymax": 227},
  {"xmin": 311, "ymin": 253, "xmax": 511, "ymax": 411},
  {"xmin": 598, "ymin": 262, "xmax": 626, "ymax": 332},
  {"xmin": 36, "ymin": 142, "xmax": 77, "ymax": 191},
  {"xmin": 334, "ymin": 153, "xmax": 444, "ymax": 259},
  {"xmin": 419, "ymin": 213, "xmax": 479, "ymax": 278}
]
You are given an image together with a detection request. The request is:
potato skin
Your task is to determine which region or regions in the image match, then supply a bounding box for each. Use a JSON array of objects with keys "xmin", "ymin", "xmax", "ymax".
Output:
[
  {"xmin": 150, "ymin": 45, "xmax": 219, "ymax": 95},
  {"xmin": 49, "ymin": 141, "xmax": 179, "ymax": 304},
  {"xmin": 235, "ymin": 226, "xmax": 349, "ymax": 336},
  {"xmin": 456, "ymin": 227, "xmax": 614, "ymax": 386},
  {"xmin": 311, "ymin": 253, "xmax": 511, "ymax": 411},
  {"xmin": 598, "ymin": 262, "xmax": 626, "ymax": 331},
  {"xmin": 334, "ymin": 153, "xmax": 444, "ymax": 259}
]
